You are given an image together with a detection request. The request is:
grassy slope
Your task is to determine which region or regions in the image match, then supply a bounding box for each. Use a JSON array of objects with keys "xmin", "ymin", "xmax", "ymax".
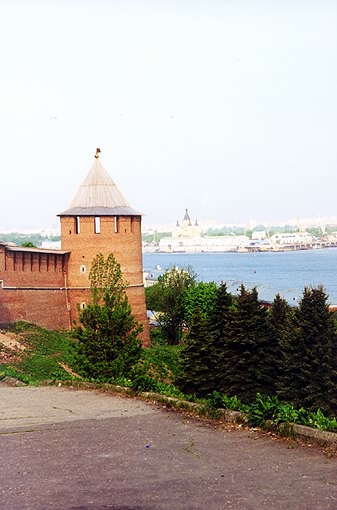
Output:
[
  {"xmin": 0, "ymin": 322, "xmax": 181, "ymax": 386},
  {"xmin": 0, "ymin": 322, "xmax": 77, "ymax": 384}
]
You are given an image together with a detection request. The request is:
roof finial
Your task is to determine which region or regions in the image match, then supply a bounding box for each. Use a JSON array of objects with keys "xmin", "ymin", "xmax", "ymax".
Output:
[{"xmin": 95, "ymin": 148, "xmax": 101, "ymax": 159}]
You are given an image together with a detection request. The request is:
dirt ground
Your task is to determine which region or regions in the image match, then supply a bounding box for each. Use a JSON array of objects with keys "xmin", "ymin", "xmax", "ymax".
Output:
[
  {"xmin": 0, "ymin": 383, "xmax": 336, "ymax": 510},
  {"xmin": 0, "ymin": 330, "xmax": 26, "ymax": 364}
]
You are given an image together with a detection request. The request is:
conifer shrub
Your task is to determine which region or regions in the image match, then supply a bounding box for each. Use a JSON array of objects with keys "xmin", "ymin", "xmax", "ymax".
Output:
[
  {"xmin": 218, "ymin": 285, "xmax": 277, "ymax": 403},
  {"xmin": 74, "ymin": 253, "xmax": 143, "ymax": 382},
  {"xmin": 175, "ymin": 306, "xmax": 214, "ymax": 396},
  {"xmin": 278, "ymin": 286, "xmax": 337, "ymax": 415}
]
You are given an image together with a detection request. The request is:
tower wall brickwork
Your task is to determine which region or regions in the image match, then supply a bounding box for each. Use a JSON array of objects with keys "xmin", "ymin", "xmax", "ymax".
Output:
[{"xmin": 60, "ymin": 214, "xmax": 150, "ymax": 346}]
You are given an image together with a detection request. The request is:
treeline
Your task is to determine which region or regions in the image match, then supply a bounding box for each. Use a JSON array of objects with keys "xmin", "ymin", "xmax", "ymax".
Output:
[
  {"xmin": 176, "ymin": 284, "xmax": 337, "ymax": 416},
  {"xmin": 0, "ymin": 232, "xmax": 60, "ymax": 246},
  {"xmin": 146, "ymin": 269, "xmax": 337, "ymax": 416}
]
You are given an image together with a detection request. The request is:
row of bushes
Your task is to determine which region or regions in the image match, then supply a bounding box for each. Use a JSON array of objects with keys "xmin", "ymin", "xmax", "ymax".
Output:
[
  {"xmin": 175, "ymin": 284, "xmax": 337, "ymax": 416},
  {"xmin": 126, "ymin": 373, "xmax": 337, "ymax": 433}
]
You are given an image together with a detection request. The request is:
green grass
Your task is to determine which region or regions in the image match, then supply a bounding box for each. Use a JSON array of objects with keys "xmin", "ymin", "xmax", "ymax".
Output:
[
  {"xmin": 0, "ymin": 322, "xmax": 182, "ymax": 387},
  {"xmin": 141, "ymin": 344, "xmax": 181, "ymax": 383},
  {"xmin": 0, "ymin": 322, "xmax": 77, "ymax": 384}
]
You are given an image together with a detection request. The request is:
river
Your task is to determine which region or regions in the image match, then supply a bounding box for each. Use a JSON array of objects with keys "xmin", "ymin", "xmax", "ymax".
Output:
[{"xmin": 143, "ymin": 248, "xmax": 337, "ymax": 305}]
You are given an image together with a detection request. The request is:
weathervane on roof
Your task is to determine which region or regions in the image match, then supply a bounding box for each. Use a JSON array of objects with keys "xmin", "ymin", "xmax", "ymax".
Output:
[{"xmin": 95, "ymin": 148, "xmax": 101, "ymax": 159}]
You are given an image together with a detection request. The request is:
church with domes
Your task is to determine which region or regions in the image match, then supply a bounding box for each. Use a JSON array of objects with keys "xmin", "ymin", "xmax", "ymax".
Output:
[{"xmin": 172, "ymin": 209, "xmax": 201, "ymax": 239}]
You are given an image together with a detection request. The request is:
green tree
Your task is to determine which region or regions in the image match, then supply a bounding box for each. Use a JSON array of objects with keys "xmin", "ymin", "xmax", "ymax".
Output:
[
  {"xmin": 183, "ymin": 281, "xmax": 218, "ymax": 329},
  {"xmin": 207, "ymin": 282, "xmax": 234, "ymax": 391},
  {"xmin": 269, "ymin": 294, "xmax": 294, "ymax": 392},
  {"xmin": 74, "ymin": 253, "xmax": 143, "ymax": 381},
  {"xmin": 21, "ymin": 241, "xmax": 36, "ymax": 248},
  {"xmin": 219, "ymin": 285, "xmax": 276, "ymax": 403},
  {"xmin": 145, "ymin": 283, "xmax": 163, "ymax": 315},
  {"xmin": 279, "ymin": 286, "xmax": 337, "ymax": 414},
  {"xmin": 145, "ymin": 265, "xmax": 197, "ymax": 345},
  {"xmin": 176, "ymin": 282, "xmax": 234, "ymax": 396},
  {"xmin": 175, "ymin": 306, "xmax": 214, "ymax": 396}
]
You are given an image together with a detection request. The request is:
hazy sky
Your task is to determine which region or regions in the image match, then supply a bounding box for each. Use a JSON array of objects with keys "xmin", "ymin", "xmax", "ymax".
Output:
[{"xmin": 0, "ymin": 0, "xmax": 336, "ymax": 230}]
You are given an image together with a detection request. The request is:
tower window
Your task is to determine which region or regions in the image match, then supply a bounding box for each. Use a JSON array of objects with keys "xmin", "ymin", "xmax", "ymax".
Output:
[
  {"xmin": 75, "ymin": 217, "xmax": 80, "ymax": 234},
  {"xmin": 80, "ymin": 264, "xmax": 86, "ymax": 273},
  {"xmin": 114, "ymin": 216, "xmax": 119, "ymax": 233},
  {"xmin": 94, "ymin": 216, "xmax": 101, "ymax": 234}
]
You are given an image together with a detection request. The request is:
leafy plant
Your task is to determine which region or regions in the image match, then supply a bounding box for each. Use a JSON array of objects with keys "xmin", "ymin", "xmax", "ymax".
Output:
[
  {"xmin": 145, "ymin": 265, "xmax": 197, "ymax": 345},
  {"xmin": 306, "ymin": 409, "xmax": 337, "ymax": 432},
  {"xmin": 155, "ymin": 381, "xmax": 190, "ymax": 400},
  {"xmin": 246, "ymin": 394, "xmax": 337, "ymax": 433},
  {"xmin": 247, "ymin": 393, "xmax": 281, "ymax": 427},
  {"xmin": 0, "ymin": 365, "xmax": 39, "ymax": 385},
  {"xmin": 273, "ymin": 403, "xmax": 308, "ymax": 426},
  {"xmin": 149, "ymin": 328, "xmax": 168, "ymax": 346},
  {"xmin": 130, "ymin": 373, "xmax": 159, "ymax": 392},
  {"xmin": 221, "ymin": 394, "xmax": 250, "ymax": 413},
  {"xmin": 208, "ymin": 391, "xmax": 249, "ymax": 413}
]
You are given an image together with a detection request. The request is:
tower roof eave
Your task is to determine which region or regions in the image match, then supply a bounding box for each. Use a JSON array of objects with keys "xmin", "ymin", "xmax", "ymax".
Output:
[{"xmin": 57, "ymin": 206, "xmax": 143, "ymax": 217}]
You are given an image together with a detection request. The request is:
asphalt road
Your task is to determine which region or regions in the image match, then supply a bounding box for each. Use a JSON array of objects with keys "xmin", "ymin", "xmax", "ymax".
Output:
[{"xmin": 0, "ymin": 383, "xmax": 336, "ymax": 510}]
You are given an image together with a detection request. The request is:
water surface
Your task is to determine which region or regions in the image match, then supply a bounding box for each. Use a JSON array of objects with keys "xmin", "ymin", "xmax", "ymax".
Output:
[{"xmin": 143, "ymin": 248, "xmax": 337, "ymax": 304}]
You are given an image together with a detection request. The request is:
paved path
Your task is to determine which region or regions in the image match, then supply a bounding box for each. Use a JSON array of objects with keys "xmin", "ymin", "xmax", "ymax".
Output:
[{"xmin": 0, "ymin": 383, "xmax": 336, "ymax": 510}]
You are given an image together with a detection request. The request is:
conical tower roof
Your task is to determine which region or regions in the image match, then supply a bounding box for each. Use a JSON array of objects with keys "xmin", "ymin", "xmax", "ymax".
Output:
[
  {"xmin": 183, "ymin": 208, "xmax": 192, "ymax": 226},
  {"xmin": 58, "ymin": 150, "xmax": 141, "ymax": 216}
]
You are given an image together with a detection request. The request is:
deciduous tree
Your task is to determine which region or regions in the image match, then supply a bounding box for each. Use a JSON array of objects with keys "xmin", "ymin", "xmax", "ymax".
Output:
[
  {"xmin": 183, "ymin": 281, "xmax": 218, "ymax": 329},
  {"xmin": 145, "ymin": 265, "xmax": 197, "ymax": 345}
]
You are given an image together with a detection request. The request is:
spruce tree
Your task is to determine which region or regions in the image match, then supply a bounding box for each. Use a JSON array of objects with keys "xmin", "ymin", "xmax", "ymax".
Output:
[
  {"xmin": 207, "ymin": 282, "xmax": 234, "ymax": 391},
  {"xmin": 219, "ymin": 285, "xmax": 276, "ymax": 403},
  {"xmin": 175, "ymin": 306, "xmax": 214, "ymax": 397},
  {"xmin": 176, "ymin": 282, "xmax": 234, "ymax": 397},
  {"xmin": 269, "ymin": 294, "xmax": 295, "ymax": 395},
  {"xmin": 280, "ymin": 286, "xmax": 336, "ymax": 414}
]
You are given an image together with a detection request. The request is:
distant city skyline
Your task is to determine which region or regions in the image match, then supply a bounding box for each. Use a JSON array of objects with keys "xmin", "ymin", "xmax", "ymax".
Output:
[
  {"xmin": 0, "ymin": 2, "xmax": 336, "ymax": 230},
  {"xmin": 2, "ymin": 214, "xmax": 337, "ymax": 237}
]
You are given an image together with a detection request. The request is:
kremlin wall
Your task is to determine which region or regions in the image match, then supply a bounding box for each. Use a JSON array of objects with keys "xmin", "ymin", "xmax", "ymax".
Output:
[{"xmin": 0, "ymin": 150, "xmax": 150, "ymax": 346}]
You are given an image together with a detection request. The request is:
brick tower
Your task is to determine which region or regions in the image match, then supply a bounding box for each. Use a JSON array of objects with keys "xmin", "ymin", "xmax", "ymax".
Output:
[{"xmin": 58, "ymin": 149, "xmax": 150, "ymax": 346}]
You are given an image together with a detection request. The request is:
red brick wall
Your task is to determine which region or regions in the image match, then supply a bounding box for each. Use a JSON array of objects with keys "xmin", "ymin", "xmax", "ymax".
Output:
[
  {"xmin": 0, "ymin": 245, "xmax": 70, "ymax": 330},
  {"xmin": 0, "ymin": 288, "xmax": 70, "ymax": 329},
  {"xmin": 1, "ymin": 250, "xmax": 67, "ymax": 287}
]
